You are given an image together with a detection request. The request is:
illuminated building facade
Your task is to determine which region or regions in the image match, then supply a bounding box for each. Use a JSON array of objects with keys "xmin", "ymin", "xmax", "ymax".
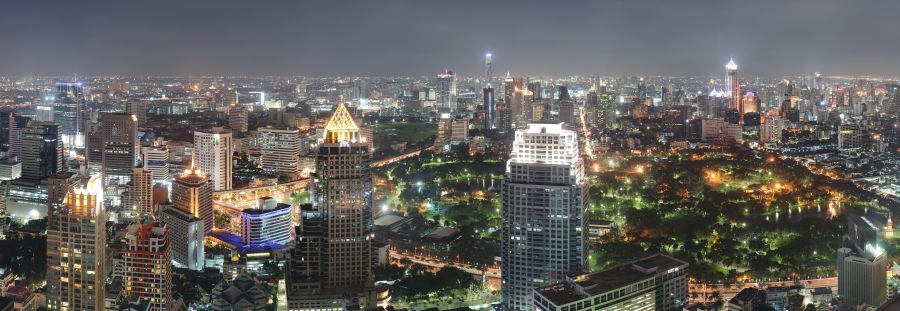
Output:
[
  {"xmin": 194, "ymin": 127, "xmax": 233, "ymax": 191},
  {"xmin": 725, "ymin": 59, "xmax": 743, "ymax": 124},
  {"xmin": 240, "ymin": 197, "xmax": 294, "ymax": 246},
  {"xmin": 171, "ymin": 165, "xmax": 214, "ymax": 234},
  {"xmin": 158, "ymin": 204, "xmax": 205, "ymax": 270},
  {"xmin": 502, "ymin": 123, "xmax": 586, "ymax": 310},
  {"xmin": 46, "ymin": 175, "xmax": 106, "ymax": 311},
  {"xmin": 122, "ymin": 222, "xmax": 172, "ymax": 311},
  {"xmin": 288, "ymin": 103, "xmax": 374, "ymax": 309}
]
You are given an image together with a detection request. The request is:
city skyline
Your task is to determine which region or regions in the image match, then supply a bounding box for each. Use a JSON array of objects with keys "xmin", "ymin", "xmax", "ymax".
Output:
[{"xmin": 1, "ymin": 1, "xmax": 899, "ymax": 77}]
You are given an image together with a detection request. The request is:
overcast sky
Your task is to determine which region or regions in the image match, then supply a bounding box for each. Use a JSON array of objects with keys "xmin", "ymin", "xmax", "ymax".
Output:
[{"xmin": 2, "ymin": 0, "xmax": 898, "ymax": 77}]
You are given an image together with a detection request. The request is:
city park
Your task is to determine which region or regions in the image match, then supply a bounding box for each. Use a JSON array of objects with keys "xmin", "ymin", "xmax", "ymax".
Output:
[{"xmin": 368, "ymin": 121, "xmax": 895, "ymax": 307}]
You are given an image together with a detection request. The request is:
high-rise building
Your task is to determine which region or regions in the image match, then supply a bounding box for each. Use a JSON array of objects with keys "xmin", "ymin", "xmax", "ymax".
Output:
[
  {"xmin": 533, "ymin": 254, "xmax": 688, "ymax": 311},
  {"xmin": 434, "ymin": 113, "xmax": 452, "ymax": 149},
  {"xmin": 484, "ymin": 87, "xmax": 495, "ymax": 130},
  {"xmin": 8, "ymin": 115, "xmax": 31, "ymax": 159},
  {"xmin": 485, "ymin": 53, "xmax": 493, "ymax": 87},
  {"xmin": 20, "ymin": 122, "xmax": 63, "ymax": 182},
  {"xmin": 450, "ymin": 117, "xmax": 469, "ymax": 144},
  {"xmin": 46, "ymin": 174, "xmax": 106, "ymax": 311},
  {"xmin": 240, "ymin": 197, "xmax": 293, "ymax": 247},
  {"xmin": 502, "ymin": 123, "xmax": 587, "ymax": 310},
  {"xmin": 726, "ymin": 59, "xmax": 742, "ymax": 124},
  {"xmin": 228, "ymin": 106, "xmax": 249, "ymax": 134},
  {"xmin": 288, "ymin": 103, "xmax": 374, "ymax": 309},
  {"xmin": 47, "ymin": 171, "xmax": 78, "ymax": 212},
  {"xmin": 194, "ymin": 127, "xmax": 233, "ymax": 191},
  {"xmin": 171, "ymin": 165, "xmax": 214, "ymax": 234},
  {"xmin": 436, "ymin": 70, "xmax": 457, "ymax": 110},
  {"xmin": 94, "ymin": 112, "xmax": 139, "ymax": 185},
  {"xmin": 122, "ymin": 222, "xmax": 172, "ymax": 311},
  {"xmin": 141, "ymin": 146, "xmax": 169, "ymax": 183},
  {"xmin": 259, "ymin": 127, "xmax": 301, "ymax": 178},
  {"xmin": 558, "ymin": 98, "xmax": 575, "ymax": 126},
  {"xmin": 123, "ymin": 167, "xmax": 154, "ymax": 218},
  {"xmin": 126, "ymin": 100, "xmax": 147, "ymax": 128},
  {"xmin": 36, "ymin": 106, "xmax": 54, "ymax": 122},
  {"xmin": 158, "ymin": 203, "xmax": 205, "ymax": 270},
  {"xmin": 53, "ymin": 81, "xmax": 86, "ymax": 149},
  {"xmin": 837, "ymin": 214, "xmax": 887, "ymax": 307}
]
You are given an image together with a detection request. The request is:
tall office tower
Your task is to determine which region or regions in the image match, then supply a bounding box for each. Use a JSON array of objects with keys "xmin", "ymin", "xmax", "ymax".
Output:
[
  {"xmin": 141, "ymin": 146, "xmax": 169, "ymax": 183},
  {"xmin": 96, "ymin": 112, "xmax": 138, "ymax": 185},
  {"xmin": 0, "ymin": 111, "xmax": 12, "ymax": 153},
  {"xmin": 126, "ymin": 100, "xmax": 147, "ymax": 128},
  {"xmin": 434, "ymin": 112, "xmax": 452, "ymax": 149},
  {"xmin": 450, "ymin": 117, "xmax": 470, "ymax": 144},
  {"xmin": 158, "ymin": 204, "xmax": 205, "ymax": 270},
  {"xmin": 259, "ymin": 127, "xmax": 301, "ymax": 178},
  {"xmin": 122, "ymin": 223, "xmax": 172, "ymax": 311},
  {"xmin": 558, "ymin": 98, "xmax": 575, "ymax": 126},
  {"xmin": 20, "ymin": 122, "xmax": 63, "ymax": 182},
  {"xmin": 46, "ymin": 175, "xmax": 106, "ymax": 311},
  {"xmin": 483, "ymin": 87, "xmax": 495, "ymax": 130},
  {"xmin": 288, "ymin": 103, "xmax": 374, "ymax": 309},
  {"xmin": 586, "ymin": 90, "xmax": 600, "ymax": 127},
  {"xmin": 436, "ymin": 70, "xmax": 457, "ymax": 110},
  {"xmin": 53, "ymin": 81, "xmax": 86, "ymax": 148},
  {"xmin": 47, "ymin": 171, "xmax": 78, "ymax": 212},
  {"xmin": 496, "ymin": 103, "xmax": 513, "ymax": 133},
  {"xmin": 485, "ymin": 53, "xmax": 493, "ymax": 87},
  {"xmin": 527, "ymin": 81, "xmax": 542, "ymax": 100},
  {"xmin": 504, "ymin": 75, "xmax": 524, "ymax": 103},
  {"xmin": 227, "ymin": 106, "xmax": 249, "ymax": 134},
  {"xmin": 8, "ymin": 115, "xmax": 31, "ymax": 158},
  {"xmin": 837, "ymin": 214, "xmax": 887, "ymax": 307},
  {"xmin": 194, "ymin": 127, "xmax": 233, "ymax": 191},
  {"xmin": 511, "ymin": 87, "xmax": 533, "ymax": 126},
  {"xmin": 123, "ymin": 167, "xmax": 154, "ymax": 218},
  {"xmin": 533, "ymin": 254, "xmax": 689, "ymax": 311},
  {"xmin": 637, "ymin": 78, "xmax": 647, "ymax": 101},
  {"xmin": 36, "ymin": 106, "xmax": 55, "ymax": 122},
  {"xmin": 502, "ymin": 123, "xmax": 587, "ymax": 310},
  {"xmin": 353, "ymin": 78, "xmax": 369, "ymax": 100},
  {"xmin": 726, "ymin": 59, "xmax": 743, "ymax": 124},
  {"xmin": 171, "ymin": 165, "xmax": 214, "ymax": 234}
]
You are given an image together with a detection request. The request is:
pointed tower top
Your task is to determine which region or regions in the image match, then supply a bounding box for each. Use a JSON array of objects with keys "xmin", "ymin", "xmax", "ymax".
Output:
[
  {"xmin": 726, "ymin": 58, "xmax": 738, "ymax": 70},
  {"xmin": 324, "ymin": 102, "xmax": 361, "ymax": 144}
]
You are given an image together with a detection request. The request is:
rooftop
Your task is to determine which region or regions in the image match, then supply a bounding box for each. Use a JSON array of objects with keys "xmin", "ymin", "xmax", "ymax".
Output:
[{"xmin": 536, "ymin": 254, "xmax": 687, "ymax": 306}]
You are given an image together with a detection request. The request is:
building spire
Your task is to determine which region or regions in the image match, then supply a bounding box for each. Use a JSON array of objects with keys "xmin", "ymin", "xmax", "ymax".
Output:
[{"xmin": 324, "ymin": 102, "xmax": 360, "ymax": 144}]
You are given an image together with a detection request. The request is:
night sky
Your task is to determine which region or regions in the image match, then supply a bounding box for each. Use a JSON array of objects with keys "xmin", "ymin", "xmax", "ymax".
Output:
[{"xmin": 2, "ymin": 0, "xmax": 898, "ymax": 77}]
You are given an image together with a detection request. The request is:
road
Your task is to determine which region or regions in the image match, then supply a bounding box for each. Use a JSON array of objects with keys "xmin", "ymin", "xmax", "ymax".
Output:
[
  {"xmin": 389, "ymin": 248, "xmax": 501, "ymax": 283},
  {"xmin": 371, "ymin": 147, "xmax": 428, "ymax": 168},
  {"xmin": 689, "ymin": 277, "xmax": 837, "ymax": 303}
]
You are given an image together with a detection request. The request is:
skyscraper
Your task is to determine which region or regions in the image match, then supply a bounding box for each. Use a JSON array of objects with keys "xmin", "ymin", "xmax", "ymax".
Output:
[
  {"xmin": 123, "ymin": 167, "xmax": 154, "ymax": 218},
  {"xmin": 126, "ymin": 99, "xmax": 147, "ymax": 128},
  {"xmin": 158, "ymin": 203, "xmax": 205, "ymax": 270},
  {"xmin": 95, "ymin": 112, "xmax": 139, "ymax": 185},
  {"xmin": 53, "ymin": 81, "xmax": 86, "ymax": 149},
  {"xmin": 122, "ymin": 222, "xmax": 172, "ymax": 311},
  {"xmin": 46, "ymin": 174, "xmax": 106, "ymax": 311},
  {"xmin": 171, "ymin": 165, "xmax": 214, "ymax": 234},
  {"xmin": 259, "ymin": 127, "xmax": 301, "ymax": 179},
  {"xmin": 726, "ymin": 58, "xmax": 742, "ymax": 124},
  {"xmin": 485, "ymin": 53, "xmax": 493, "ymax": 87},
  {"xmin": 484, "ymin": 87, "xmax": 495, "ymax": 130},
  {"xmin": 288, "ymin": 103, "xmax": 374, "ymax": 309},
  {"xmin": 502, "ymin": 123, "xmax": 587, "ymax": 310},
  {"xmin": 837, "ymin": 214, "xmax": 887, "ymax": 307},
  {"xmin": 227, "ymin": 106, "xmax": 249, "ymax": 134},
  {"xmin": 194, "ymin": 127, "xmax": 233, "ymax": 191},
  {"xmin": 141, "ymin": 146, "xmax": 169, "ymax": 183},
  {"xmin": 436, "ymin": 69, "xmax": 457, "ymax": 110},
  {"xmin": 20, "ymin": 122, "xmax": 63, "ymax": 182}
]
